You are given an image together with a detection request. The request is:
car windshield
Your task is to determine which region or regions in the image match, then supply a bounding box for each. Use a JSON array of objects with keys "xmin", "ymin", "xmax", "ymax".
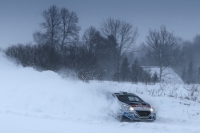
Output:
[{"xmin": 117, "ymin": 95, "xmax": 143, "ymax": 102}]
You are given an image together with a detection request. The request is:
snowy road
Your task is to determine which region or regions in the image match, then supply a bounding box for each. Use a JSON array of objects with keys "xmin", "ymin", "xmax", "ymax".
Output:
[{"xmin": 1, "ymin": 109, "xmax": 199, "ymax": 133}]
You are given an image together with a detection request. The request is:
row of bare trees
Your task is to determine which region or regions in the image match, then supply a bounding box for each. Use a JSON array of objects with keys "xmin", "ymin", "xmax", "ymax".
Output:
[{"xmin": 5, "ymin": 5, "xmax": 187, "ymax": 83}]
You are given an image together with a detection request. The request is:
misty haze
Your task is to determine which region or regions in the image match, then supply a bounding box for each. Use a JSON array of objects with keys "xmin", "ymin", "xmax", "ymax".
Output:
[{"xmin": 1, "ymin": 0, "xmax": 200, "ymax": 133}]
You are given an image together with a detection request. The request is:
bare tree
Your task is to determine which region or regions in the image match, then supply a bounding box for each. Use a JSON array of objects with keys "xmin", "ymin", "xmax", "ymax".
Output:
[
  {"xmin": 41, "ymin": 5, "xmax": 61, "ymax": 47},
  {"xmin": 33, "ymin": 31, "xmax": 48, "ymax": 45},
  {"xmin": 100, "ymin": 17, "xmax": 138, "ymax": 72},
  {"xmin": 60, "ymin": 8, "xmax": 80, "ymax": 55},
  {"xmin": 34, "ymin": 5, "xmax": 80, "ymax": 55},
  {"xmin": 146, "ymin": 25, "xmax": 179, "ymax": 81},
  {"xmin": 82, "ymin": 26, "xmax": 100, "ymax": 53}
]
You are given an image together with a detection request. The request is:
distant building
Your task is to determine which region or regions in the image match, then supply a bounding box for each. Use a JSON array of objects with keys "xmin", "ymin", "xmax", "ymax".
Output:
[{"xmin": 142, "ymin": 66, "xmax": 183, "ymax": 84}]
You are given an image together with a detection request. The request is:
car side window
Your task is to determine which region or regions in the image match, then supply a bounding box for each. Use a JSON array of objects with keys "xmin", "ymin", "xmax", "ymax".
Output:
[
  {"xmin": 128, "ymin": 96, "xmax": 135, "ymax": 101},
  {"xmin": 134, "ymin": 97, "xmax": 140, "ymax": 102},
  {"xmin": 128, "ymin": 96, "xmax": 141, "ymax": 102}
]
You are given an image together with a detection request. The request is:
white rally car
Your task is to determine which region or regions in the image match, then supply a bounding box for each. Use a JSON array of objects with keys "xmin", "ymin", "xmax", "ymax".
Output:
[{"xmin": 112, "ymin": 92, "xmax": 156, "ymax": 122}]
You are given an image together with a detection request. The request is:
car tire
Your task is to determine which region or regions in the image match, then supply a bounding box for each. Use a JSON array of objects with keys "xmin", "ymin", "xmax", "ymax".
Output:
[
  {"xmin": 119, "ymin": 115, "xmax": 125, "ymax": 122},
  {"xmin": 119, "ymin": 115, "xmax": 131, "ymax": 122}
]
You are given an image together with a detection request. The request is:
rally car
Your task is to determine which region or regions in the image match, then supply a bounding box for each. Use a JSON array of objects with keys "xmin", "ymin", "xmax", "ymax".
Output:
[{"xmin": 112, "ymin": 92, "xmax": 156, "ymax": 122}]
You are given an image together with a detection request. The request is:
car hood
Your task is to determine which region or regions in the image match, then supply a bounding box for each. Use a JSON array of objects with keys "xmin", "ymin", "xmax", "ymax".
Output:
[{"xmin": 124, "ymin": 101, "xmax": 151, "ymax": 110}]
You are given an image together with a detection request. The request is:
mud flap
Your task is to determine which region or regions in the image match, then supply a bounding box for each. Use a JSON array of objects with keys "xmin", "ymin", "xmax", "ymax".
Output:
[{"xmin": 124, "ymin": 112, "xmax": 134, "ymax": 121}]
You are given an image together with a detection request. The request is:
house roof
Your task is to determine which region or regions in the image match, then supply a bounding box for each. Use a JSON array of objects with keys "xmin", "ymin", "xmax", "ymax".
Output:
[{"xmin": 142, "ymin": 66, "xmax": 183, "ymax": 84}]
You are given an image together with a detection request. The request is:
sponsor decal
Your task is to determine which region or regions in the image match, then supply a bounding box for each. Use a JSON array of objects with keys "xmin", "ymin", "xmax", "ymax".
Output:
[{"xmin": 131, "ymin": 105, "xmax": 151, "ymax": 108}]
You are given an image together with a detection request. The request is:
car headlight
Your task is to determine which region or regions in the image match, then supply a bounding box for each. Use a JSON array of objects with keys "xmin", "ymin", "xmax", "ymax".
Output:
[
  {"xmin": 129, "ymin": 107, "xmax": 134, "ymax": 111},
  {"xmin": 150, "ymin": 108, "xmax": 156, "ymax": 113},
  {"xmin": 122, "ymin": 104, "xmax": 134, "ymax": 111}
]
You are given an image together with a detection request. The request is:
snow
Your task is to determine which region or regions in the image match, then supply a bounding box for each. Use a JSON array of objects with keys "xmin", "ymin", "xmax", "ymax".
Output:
[
  {"xmin": 0, "ymin": 53, "xmax": 200, "ymax": 133},
  {"xmin": 142, "ymin": 66, "xmax": 184, "ymax": 84}
]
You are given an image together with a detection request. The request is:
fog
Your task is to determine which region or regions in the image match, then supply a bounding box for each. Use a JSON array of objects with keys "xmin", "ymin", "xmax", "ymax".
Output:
[{"xmin": 1, "ymin": 0, "xmax": 200, "ymax": 49}]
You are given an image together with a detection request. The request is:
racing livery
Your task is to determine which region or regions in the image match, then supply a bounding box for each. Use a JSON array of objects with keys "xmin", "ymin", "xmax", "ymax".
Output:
[{"xmin": 112, "ymin": 92, "xmax": 156, "ymax": 122}]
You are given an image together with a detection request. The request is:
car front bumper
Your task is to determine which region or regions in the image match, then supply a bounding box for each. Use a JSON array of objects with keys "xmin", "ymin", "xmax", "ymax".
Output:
[{"xmin": 123, "ymin": 111, "xmax": 156, "ymax": 121}]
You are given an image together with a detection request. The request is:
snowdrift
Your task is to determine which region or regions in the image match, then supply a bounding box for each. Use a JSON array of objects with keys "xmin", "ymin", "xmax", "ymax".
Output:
[{"xmin": 1, "ymin": 53, "xmax": 200, "ymax": 133}]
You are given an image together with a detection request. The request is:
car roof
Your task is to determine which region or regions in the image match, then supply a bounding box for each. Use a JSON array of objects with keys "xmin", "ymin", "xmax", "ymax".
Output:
[
  {"xmin": 113, "ymin": 92, "xmax": 145, "ymax": 103},
  {"xmin": 114, "ymin": 92, "xmax": 138, "ymax": 96}
]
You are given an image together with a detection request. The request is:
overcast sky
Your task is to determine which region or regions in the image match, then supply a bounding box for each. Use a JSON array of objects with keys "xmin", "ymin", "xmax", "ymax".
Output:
[{"xmin": 1, "ymin": 0, "xmax": 200, "ymax": 49}]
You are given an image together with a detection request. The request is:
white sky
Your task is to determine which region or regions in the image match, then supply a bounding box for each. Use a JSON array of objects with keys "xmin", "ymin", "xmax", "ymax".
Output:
[{"xmin": 1, "ymin": 0, "xmax": 200, "ymax": 49}]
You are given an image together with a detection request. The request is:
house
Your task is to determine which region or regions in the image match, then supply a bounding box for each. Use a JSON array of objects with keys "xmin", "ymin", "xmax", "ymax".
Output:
[{"xmin": 142, "ymin": 66, "xmax": 183, "ymax": 84}]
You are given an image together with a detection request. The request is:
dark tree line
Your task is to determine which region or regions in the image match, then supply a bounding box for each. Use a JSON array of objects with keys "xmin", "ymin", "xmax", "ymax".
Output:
[
  {"xmin": 5, "ymin": 5, "xmax": 200, "ymax": 84},
  {"xmin": 179, "ymin": 35, "xmax": 200, "ymax": 83},
  {"xmin": 5, "ymin": 43, "xmax": 96, "ymax": 73},
  {"xmin": 119, "ymin": 58, "xmax": 158, "ymax": 84}
]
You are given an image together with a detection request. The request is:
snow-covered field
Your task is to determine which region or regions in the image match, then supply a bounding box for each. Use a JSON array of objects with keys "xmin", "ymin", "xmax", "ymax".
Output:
[{"xmin": 1, "ymin": 53, "xmax": 200, "ymax": 133}]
